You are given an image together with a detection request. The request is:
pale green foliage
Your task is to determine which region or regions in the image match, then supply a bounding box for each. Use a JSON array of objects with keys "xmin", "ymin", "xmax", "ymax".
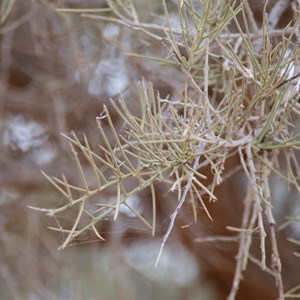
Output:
[{"xmin": 32, "ymin": 0, "xmax": 300, "ymax": 298}]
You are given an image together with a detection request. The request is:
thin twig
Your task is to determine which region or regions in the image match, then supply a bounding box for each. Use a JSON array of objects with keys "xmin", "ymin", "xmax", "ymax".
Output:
[
  {"xmin": 228, "ymin": 183, "xmax": 253, "ymax": 300},
  {"xmin": 155, "ymin": 141, "xmax": 206, "ymax": 267},
  {"xmin": 262, "ymin": 152, "xmax": 284, "ymax": 300}
]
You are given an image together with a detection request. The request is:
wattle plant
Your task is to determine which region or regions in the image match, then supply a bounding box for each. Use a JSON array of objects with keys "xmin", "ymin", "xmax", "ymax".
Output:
[{"xmin": 31, "ymin": 1, "xmax": 300, "ymax": 299}]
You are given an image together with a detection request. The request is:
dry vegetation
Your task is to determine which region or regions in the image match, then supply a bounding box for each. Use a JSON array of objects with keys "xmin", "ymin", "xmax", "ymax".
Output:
[{"xmin": 1, "ymin": 0, "xmax": 300, "ymax": 299}]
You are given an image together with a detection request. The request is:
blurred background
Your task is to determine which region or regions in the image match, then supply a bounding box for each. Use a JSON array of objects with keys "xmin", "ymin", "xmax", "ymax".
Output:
[{"xmin": 0, "ymin": 1, "xmax": 299, "ymax": 299}]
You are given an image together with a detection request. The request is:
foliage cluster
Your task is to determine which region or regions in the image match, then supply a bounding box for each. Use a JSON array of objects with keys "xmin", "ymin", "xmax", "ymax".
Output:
[{"xmin": 31, "ymin": 1, "xmax": 300, "ymax": 299}]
